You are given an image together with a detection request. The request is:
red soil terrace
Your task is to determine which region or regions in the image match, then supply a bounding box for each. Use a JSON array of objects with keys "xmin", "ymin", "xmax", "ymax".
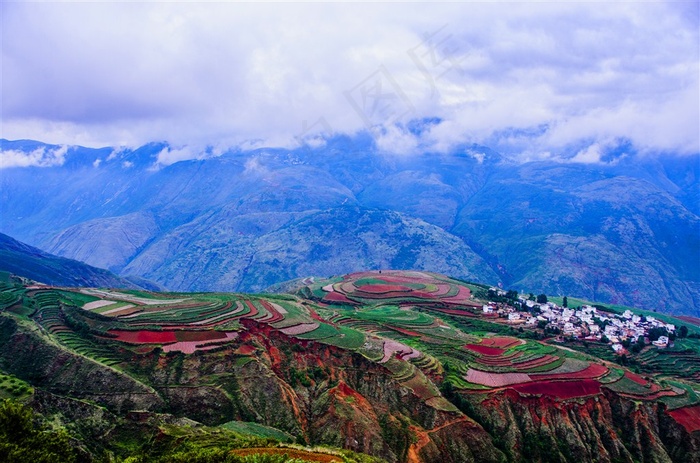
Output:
[
  {"xmin": 464, "ymin": 344, "xmax": 506, "ymax": 356},
  {"xmin": 512, "ymin": 379, "xmax": 601, "ymax": 399},
  {"xmin": 668, "ymin": 404, "xmax": 700, "ymax": 433}
]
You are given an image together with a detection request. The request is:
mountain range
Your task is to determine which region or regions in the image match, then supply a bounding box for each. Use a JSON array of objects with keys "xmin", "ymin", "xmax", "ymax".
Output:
[{"xmin": 1, "ymin": 137, "xmax": 698, "ymax": 316}]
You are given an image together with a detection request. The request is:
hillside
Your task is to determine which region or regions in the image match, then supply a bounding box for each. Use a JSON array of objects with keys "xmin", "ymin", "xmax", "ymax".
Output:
[
  {"xmin": 1, "ymin": 137, "xmax": 698, "ymax": 315},
  {"xmin": 1, "ymin": 270, "xmax": 699, "ymax": 462},
  {"xmin": 0, "ymin": 232, "xmax": 149, "ymax": 290}
]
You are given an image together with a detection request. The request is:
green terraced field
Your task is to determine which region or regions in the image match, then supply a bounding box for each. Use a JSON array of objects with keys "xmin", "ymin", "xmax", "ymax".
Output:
[{"xmin": 220, "ymin": 421, "xmax": 294, "ymax": 442}]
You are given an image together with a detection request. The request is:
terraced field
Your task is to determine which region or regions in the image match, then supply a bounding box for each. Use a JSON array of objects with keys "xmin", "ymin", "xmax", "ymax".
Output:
[
  {"xmin": 1, "ymin": 269, "xmax": 698, "ymax": 439},
  {"xmin": 307, "ymin": 271, "xmax": 481, "ymax": 310}
]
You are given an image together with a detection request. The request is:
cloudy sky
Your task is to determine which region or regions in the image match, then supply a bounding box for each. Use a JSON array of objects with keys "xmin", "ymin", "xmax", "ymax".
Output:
[{"xmin": 1, "ymin": 1, "xmax": 698, "ymax": 163}]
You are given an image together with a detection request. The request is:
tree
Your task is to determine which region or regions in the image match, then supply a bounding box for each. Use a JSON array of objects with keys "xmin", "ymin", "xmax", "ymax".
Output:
[
  {"xmin": 562, "ymin": 296, "xmax": 568, "ymax": 308},
  {"xmin": 648, "ymin": 327, "xmax": 668, "ymax": 342},
  {"xmin": 536, "ymin": 294, "xmax": 548, "ymax": 304},
  {"xmin": 0, "ymin": 399, "xmax": 77, "ymax": 463},
  {"xmin": 679, "ymin": 325, "xmax": 689, "ymax": 338}
]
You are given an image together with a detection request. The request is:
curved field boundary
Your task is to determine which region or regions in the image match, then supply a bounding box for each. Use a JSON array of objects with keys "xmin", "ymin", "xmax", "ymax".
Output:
[
  {"xmin": 354, "ymin": 284, "xmax": 413, "ymax": 294},
  {"xmin": 624, "ymin": 371, "xmax": 650, "ymax": 386},
  {"xmin": 464, "ymin": 344, "xmax": 505, "ymax": 356},
  {"xmin": 102, "ymin": 305, "xmax": 142, "ymax": 318},
  {"xmin": 529, "ymin": 358, "xmax": 589, "ymax": 375},
  {"xmin": 509, "ymin": 355, "xmax": 558, "ymax": 371},
  {"xmin": 258, "ymin": 300, "xmax": 285, "ymax": 324},
  {"xmin": 163, "ymin": 332, "xmax": 238, "ymax": 354},
  {"xmin": 322, "ymin": 291, "xmax": 357, "ymax": 304},
  {"xmin": 83, "ymin": 300, "xmax": 117, "ymax": 310},
  {"xmin": 481, "ymin": 337, "xmax": 523, "ymax": 348},
  {"xmin": 280, "ymin": 322, "xmax": 319, "ymax": 336},
  {"xmin": 465, "ymin": 369, "xmax": 531, "ymax": 387},
  {"xmin": 531, "ymin": 363, "xmax": 608, "ymax": 381},
  {"xmin": 109, "ymin": 330, "xmax": 178, "ymax": 344},
  {"xmin": 511, "ymin": 379, "xmax": 601, "ymax": 399},
  {"xmin": 188, "ymin": 301, "xmax": 244, "ymax": 325},
  {"xmin": 80, "ymin": 289, "xmax": 186, "ymax": 305},
  {"xmin": 440, "ymin": 285, "xmax": 472, "ymax": 304}
]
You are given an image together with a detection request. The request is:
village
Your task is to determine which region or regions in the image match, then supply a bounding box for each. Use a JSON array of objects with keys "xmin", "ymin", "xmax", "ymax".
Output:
[{"xmin": 482, "ymin": 288, "xmax": 677, "ymax": 353}]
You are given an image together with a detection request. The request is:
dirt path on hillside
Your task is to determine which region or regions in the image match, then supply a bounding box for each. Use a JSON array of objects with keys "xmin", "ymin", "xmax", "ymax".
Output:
[{"xmin": 406, "ymin": 416, "xmax": 469, "ymax": 463}]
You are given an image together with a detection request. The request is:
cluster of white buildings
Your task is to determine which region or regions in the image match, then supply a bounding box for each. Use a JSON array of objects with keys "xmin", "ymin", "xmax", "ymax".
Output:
[{"xmin": 483, "ymin": 297, "xmax": 676, "ymax": 352}]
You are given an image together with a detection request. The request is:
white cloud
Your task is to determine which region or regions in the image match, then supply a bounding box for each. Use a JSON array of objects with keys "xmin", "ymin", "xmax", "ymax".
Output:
[
  {"xmin": 0, "ymin": 146, "xmax": 68, "ymax": 169},
  {"xmin": 155, "ymin": 146, "xmax": 194, "ymax": 166},
  {"xmin": 1, "ymin": 1, "xmax": 697, "ymax": 160}
]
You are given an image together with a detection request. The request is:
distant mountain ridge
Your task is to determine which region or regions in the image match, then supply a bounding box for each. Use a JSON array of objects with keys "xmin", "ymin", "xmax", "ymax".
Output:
[
  {"xmin": 1, "ymin": 137, "xmax": 698, "ymax": 315},
  {"xmin": 0, "ymin": 232, "xmax": 157, "ymax": 290}
]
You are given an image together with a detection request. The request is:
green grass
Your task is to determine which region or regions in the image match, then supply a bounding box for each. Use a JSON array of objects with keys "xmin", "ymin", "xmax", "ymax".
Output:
[
  {"xmin": 603, "ymin": 375, "xmax": 657, "ymax": 396},
  {"xmin": 319, "ymin": 326, "xmax": 365, "ymax": 349},
  {"xmin": 599, "ymin": 368, "xmax": 625, "ymax": 384},
  {"xmin": 658, "ymin": 381, "xmax": 700, "ymax": 409},
  {"xmin": 220, "ymin": 421, "xmax": 294, "ymax": 442},
  {"xmin": 295, "ymin": 323, "xmax": 341, "ymax": 340},
  {"xmin": 0, "ymin": 372, "xmax": 33, "ymax": 399},
  {"xmin": 353, "ymin": 305, "xmax": 434, "ymax": 327},
  {"xmin": 57, "ymin": 290, "xmax": 100, "ymax": 307}
]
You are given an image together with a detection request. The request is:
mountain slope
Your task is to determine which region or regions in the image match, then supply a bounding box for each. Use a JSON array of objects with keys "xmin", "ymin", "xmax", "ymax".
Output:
[
  {"xmin": 121, "ymin": 206, "xmax": 500, "ymax": 292},
  {"xmin": 0, "ymin": 232, "xmax": 142, "ymax": 289},
  {"xmin": 1, "ymin": 138, "xmax": 698, "ymax": 315}
]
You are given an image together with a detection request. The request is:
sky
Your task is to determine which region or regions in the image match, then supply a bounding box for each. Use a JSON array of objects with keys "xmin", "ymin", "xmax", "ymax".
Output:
[{"xmin": 1, "ymin": 1, "xmax": 699, "ymax": 165}]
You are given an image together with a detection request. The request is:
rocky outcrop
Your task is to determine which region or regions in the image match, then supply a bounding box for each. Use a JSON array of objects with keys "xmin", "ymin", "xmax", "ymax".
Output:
[{"xmin": 459, "ymin": 388, "xmax": 700, "ymax": 463}]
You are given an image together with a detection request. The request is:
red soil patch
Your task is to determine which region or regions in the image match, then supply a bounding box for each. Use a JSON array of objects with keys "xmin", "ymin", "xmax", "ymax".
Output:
[
  {"xmin": 109, "ymin": 330, "xmax": 177, "ymax": 344},
  {"xmin": 676, "ymin": 316, "xmax": 700, "ymax": 327},
  {"xmin": 624, "ymin": 370, "xmax": 650, "ymax": 386},
  {"xmin": 355, "ymin": 284, "xmax": 412, "ymax": 294},
  {"xmin": 389, "ymin": 325, "xmax": 424, "ymax": 337},
  {"xmin": 668, "ymin": 405, "xmax": 700, "ymax": 433},
  {"xmin": 308, "ymin": 308, "xmax": 335, "ymax": 327},
  {"xmin": 532, "ymin": 363, "xmax": 608, "ymax": 381},
  {"xmin": 441, "ymin": 285, "xmax": 472, "ymax": 304},
  {"xmin": 512, "ymin": 379, "xmax": 601, "ymax": 399},
  {"xmin": 243, "ymin": 300, "xmax": 259, "ymax": 318},
  {"xmin": 464, "ymin": 344, "xmax": 505, "ymax": 356},
  {"xmin": 235, "ymin": 344, "xmax": 257, "ymax": 355},
  {"xmin": 175, "ymin": 330, "xmax": 228, "ymax": 342},
  {"xmin": 259, "ymin": 300, "xmax": 284, "ymax": 323}
]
